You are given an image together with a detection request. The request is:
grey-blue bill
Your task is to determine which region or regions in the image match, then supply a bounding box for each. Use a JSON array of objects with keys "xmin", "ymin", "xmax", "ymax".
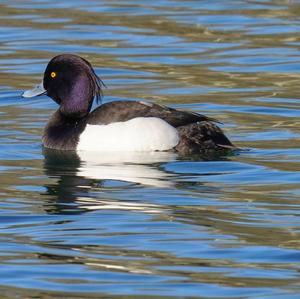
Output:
[{"xmin": 22, "ymin": 82, "xmax": 46, "ymax": 98}]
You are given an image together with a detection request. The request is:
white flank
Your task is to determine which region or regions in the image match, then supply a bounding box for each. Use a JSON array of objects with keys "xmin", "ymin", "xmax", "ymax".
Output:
[{"xmin": 77, "ymin": 117, "xmax": 179, "ymax": 152}]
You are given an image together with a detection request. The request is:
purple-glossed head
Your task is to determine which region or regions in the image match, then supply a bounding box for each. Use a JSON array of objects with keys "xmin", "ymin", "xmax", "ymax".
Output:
[{"xmin": 22, "ymin": 54, "xmax": 104, "ymax": 119}]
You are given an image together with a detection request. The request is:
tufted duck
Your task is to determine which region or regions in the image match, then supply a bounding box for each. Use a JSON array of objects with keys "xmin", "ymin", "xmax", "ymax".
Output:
[{"xmin": 22, "ymin": 54, "xmax": 235, "ymax": 154}]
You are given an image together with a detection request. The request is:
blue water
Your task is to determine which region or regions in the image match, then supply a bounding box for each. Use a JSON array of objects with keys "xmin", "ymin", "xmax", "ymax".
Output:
[{"xmin": 0, "ymin": 1, "xmax": 300, "ymax": 298}]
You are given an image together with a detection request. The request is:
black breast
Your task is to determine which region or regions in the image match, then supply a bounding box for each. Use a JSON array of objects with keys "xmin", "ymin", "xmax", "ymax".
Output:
[{"xmin": 43, "ymin": 111, "xmax": 87, "ymax": 150}]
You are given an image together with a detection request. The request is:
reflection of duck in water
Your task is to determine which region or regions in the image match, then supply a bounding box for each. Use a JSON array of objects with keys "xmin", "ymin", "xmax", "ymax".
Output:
[
  {"xmin": 43, "ymin": 148, "xmax": 90, "ymax": 214},
  {"xmin": 43, "ymin": 148, "xmax": 177, "ymax": 214},
  {"xmin": 44, "ymin": 148, "xmax": 177, "ymax": 188},
  {"xmin": 23, "ymin": 54, "xmax": 235, "ymax": 155},
  {"xmin": 76, "ymin": 150, "xmax": 177, "ymax": 188}
]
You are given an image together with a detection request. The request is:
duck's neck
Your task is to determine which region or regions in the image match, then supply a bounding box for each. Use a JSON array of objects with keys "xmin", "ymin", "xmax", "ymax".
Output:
[{"xmin": 43, "ymin": 110, "xmax": 87, "ymax": 150}]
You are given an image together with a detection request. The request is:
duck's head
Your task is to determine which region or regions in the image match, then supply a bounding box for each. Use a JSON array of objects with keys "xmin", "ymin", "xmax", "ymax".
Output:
[{"xmin": 22, "ymin": 54, "xmax": 103, "ymax": 118}]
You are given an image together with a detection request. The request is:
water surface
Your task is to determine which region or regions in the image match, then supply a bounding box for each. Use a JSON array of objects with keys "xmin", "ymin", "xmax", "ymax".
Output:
[{"xmin": 0, "ymin": 1, "xmax": 300, "ymax": 298}]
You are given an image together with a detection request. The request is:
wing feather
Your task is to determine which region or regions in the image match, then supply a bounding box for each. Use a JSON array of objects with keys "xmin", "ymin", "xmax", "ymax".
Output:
[{"xmin": 87, "ymin": 101, "xmax": 219, "ymax": 127}]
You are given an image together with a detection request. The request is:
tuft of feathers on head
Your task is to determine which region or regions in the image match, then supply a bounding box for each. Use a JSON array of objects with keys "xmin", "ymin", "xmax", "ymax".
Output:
[{"xmin": 79, "ymin": 56, "xmax": 106, "ymax": 105}]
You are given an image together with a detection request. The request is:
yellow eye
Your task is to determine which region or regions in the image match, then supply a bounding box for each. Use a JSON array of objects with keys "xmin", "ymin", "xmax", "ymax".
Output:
[{"xmin": 50, "ymin": 72, "xmax": 57, "ymax": 78}]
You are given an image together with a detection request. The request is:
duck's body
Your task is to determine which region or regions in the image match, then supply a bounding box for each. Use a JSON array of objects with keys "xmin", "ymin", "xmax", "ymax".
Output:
[{"xmin": 23, "ymin": 54, "xmax": 235, "ymax": 154}]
